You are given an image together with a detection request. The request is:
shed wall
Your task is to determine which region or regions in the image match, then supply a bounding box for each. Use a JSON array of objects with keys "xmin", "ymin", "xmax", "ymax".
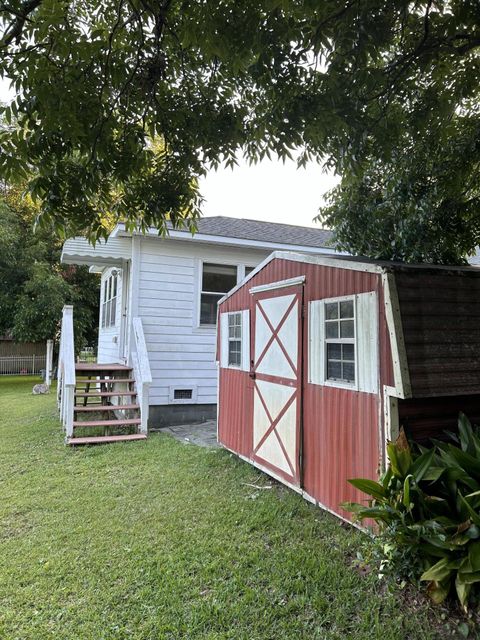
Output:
[
  {"xmin": 218, "ymin": 258, "xmax": 394, "ymax": 520},
  {"xmin": 395, "ymin": 269, "xmax": 480, "ymax": 397}
]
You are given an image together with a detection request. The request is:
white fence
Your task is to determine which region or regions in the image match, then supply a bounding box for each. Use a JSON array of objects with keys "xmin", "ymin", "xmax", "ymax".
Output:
[{"xmin": 0, "ymin": 354, "xmax": 47, "ymax": 376}]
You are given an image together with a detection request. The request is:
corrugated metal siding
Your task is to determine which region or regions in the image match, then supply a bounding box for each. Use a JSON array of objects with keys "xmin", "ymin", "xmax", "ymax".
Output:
[
  {"xmin": 399, "ymin": 395, "xmax": 480, "ymax": 443},
  {"xmin": 218, "ymin": 257, "xmax": 392, "ymax": 522},
  {"xmin": 395, "ymin": 270, "xmax": 480, "ymax": 397},
  {"xmin": 218, "ymin": 368, "xmax": 252, "ymax": 457}
]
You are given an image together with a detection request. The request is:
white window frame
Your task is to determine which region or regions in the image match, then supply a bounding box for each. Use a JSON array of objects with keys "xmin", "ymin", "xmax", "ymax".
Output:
[
  {"xmin": 101, "ymin": 272, "xmax": 118, "ymax": 329},
  {"xmin": 227, "ymin": 311, "xmax": 242, "ymax": 368},
  {"xmin": 309, "ymin": 294, "xmax": 359, "ymax": 391},
  {"xmin": 309, "ymin": 292, "xmax": 379, "ymax": 394},
  {"xmin": 324, "ymin": 295, "xmax": 357, "ymax": 389},
  {"xmin": 196, "ymin": 260, "xmax": 241, "ymax": 329},
  {"xmin": 220, "ymin": 310, "xmax": 250, "ymax": 371}
]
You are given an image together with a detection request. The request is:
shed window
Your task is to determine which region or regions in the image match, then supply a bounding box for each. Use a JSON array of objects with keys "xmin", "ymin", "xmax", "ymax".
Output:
[
  {"xmin": 220, "ymin": 310, "xmax": 250, "ymax": 371},
  {"xmin": 325, "ymin": 299, "xmax": 355, "ymax": 384},
  {"xmin": 200, "ymin": 263, "xmax": 237, "ymax": 325},
  {"xmin": 228, "ymin": 312, "xmax": 242, "ymax": 367},
  {"xmin": 309, "ymin": 292, "xmax": 378, "ymax": 393},
  {"xmin": 102, "ymin": 272, "xmax": 118, "ymax": 328}
]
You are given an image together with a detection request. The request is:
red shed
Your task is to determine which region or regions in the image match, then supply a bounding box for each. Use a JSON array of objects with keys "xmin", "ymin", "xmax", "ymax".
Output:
[{"xmin": 217, "ymin": 251, "xmax": 480, "ymax": 522}]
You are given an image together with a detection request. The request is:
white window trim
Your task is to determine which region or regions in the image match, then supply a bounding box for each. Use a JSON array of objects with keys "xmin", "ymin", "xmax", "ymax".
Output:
[
  {"xmin": 227, "ymin": 311, "xmax": 242, "ymax": 369},
  {"xmin": 101, "ymin": 271, "xmax": 119, "ymax": 330},
  {"xmin": 309, "ymin": 294, "xmax": 359, "ymax": 391},
  {"xmin": 195, "ymin": 260, "xmax": 244, "ymax": 330},
  {"xmin": 323, "ymin": 294, "xmax": 357, "ymax": 390},
  {"xmin": 220, "ymin": 310, "xmax": 250, "ymax": 371}
]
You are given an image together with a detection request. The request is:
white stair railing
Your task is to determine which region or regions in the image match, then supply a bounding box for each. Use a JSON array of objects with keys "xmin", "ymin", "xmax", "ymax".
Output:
[
  {"xmin": 129, "ymin": 317, "xmax": 152, "ymax": 434},
  {"xmin": 57, "ymin": 305, "xmax": 76, "ymax": 440}
]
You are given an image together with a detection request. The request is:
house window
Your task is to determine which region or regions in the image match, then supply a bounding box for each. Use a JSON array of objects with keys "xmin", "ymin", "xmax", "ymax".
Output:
[
  {"xmin": 228, "ymin": 312, "xmax": 242, "ymax": 367},
  {"xmin": 200, "ymin": 263, "xmax": 237, "ymax": 325},
  {"xmin": 324, "ymin": 299, "xmax": 355, "ymax": 383},
  {"xmin": 102, "ymin": 272, "xmax": 118, "ymax": 328}
]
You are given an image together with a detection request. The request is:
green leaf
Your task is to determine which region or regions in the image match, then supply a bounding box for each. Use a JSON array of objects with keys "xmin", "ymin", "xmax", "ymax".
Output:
[
  {"xmin": 348, "ymin": 478, "xmax": 386, "ymax": 501},
  {"xmin": 410, "ymin": 449, "xmax": 434, "ymax": 483},
  {"xmin": 420, "ymin": 558, "xmax": 452, "ymax": 582}
]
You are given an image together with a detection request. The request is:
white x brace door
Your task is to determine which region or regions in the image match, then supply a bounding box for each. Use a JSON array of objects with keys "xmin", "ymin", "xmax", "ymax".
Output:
[{"xmin": 251, "ymin": 285, "xmax": 303, "ymax": 485}]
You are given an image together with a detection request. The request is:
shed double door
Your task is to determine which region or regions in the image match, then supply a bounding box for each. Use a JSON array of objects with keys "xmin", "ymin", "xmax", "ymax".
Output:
[{"xmin": 251, "ymin": 284, "xmax": 303, "ymax": 486}]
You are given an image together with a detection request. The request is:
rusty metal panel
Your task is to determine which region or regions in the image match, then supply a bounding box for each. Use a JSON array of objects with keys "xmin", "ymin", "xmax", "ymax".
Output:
[
  {"xmin": 218, "ymin": 368, "xmax": 253, "ymax": 457},
  {"xmin": 395, "ymin": 269, "xmax": 480, "ymax": 397},
  {"xmin": 302, "ymin": 386, "xmax": 380, "ymax": 519}
]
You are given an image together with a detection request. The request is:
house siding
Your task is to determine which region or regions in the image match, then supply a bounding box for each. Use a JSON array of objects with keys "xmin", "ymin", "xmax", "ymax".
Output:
[{"xmin": 137, "ymin": 237, "xmax": 272, "ymax": 411}]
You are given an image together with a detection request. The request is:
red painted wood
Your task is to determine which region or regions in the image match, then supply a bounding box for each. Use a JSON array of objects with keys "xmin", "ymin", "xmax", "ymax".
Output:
[
  {"xmin": 72, "ymin": 418, "xmax": 141, "ymax": 428},
  {"xmin": 218, "ymin": 257, "xmax": 391, "ymax": 523},
  {"xmin": 68, "ymin": 434, "xmax": 147, "ymax": 445},
  {"xmin": 74, "ymin": 404, "xmax": 140, "ymax": 412},
  {"xmin": 75, "ymin": 363, "xmax": 131, "ymax": 371},
  {"xmin": 74, "ymin": 391, "xmax": 137, "ymax": 397}
]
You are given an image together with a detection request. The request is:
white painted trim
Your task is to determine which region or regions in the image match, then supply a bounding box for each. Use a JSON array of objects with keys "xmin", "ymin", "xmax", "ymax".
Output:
[
  {"xmin": 219, "ymin": 310, "xmax": 250, "ymax": 371},
  {"xmin": 220, "ymin": 445, "xmax": 365, "ymax": 531},
  {"xmin": 196, "ymin": 259, "xmax": 244, "ymax": 330},
  {"xmin": 382, "ymin": 273, "xmax": 411, "ymax": 399},
  {"xmin": 383, "ymin": 385, "xmax": 400, "ymax": 471},
  {"xmin": 113, "ymin": 223, "xmax": 338, "ymax": 255},
  {"xmin": 309, "ymin": 294, "xmax": 359, "ymax": 391},
  {"xmin": 127, "ymin": 237, "xmax": 141, "ymax": 359},
  {"xmin": 383, "ymin": 386, "xmax": 400, "ymax": 443},
  {"xmin": 249, "ymin": 275, "xmax": 306, "ymax": 294}
]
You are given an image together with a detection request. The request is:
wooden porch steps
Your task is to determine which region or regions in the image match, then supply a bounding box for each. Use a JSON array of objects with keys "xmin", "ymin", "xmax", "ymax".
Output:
[
  {"xmin": 74, "ymin": 404, "xmax": 140, "ymax": 412},
  {"xmin": 68, "ymin": 362, "xmax": 144, "ymax": 445},
  {"xmin": 75, "ymin": 391, "xmax": 137, "ymax": 398},
  {"xmin": 68, "ymin": 434, "xmax": 147, "ymax": 446},
  {"xmin": 75, "ymin": 363, "xmax": 132, "ymax": 372},
  {"xmin": 73, "ymin": 418, "xmax": 141, "ymax": 428}
]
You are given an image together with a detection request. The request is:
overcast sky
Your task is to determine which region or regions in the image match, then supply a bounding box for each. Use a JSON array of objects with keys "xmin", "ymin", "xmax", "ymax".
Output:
[{"xmin": 0, "ymin": 77, "xmax": 338, "ymax": 228}]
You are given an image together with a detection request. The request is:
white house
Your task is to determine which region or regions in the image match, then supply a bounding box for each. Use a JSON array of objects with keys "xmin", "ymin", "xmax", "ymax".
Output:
[{"xmin": 58, "ymin": 216, "xmax": 335, "ymax": 443}]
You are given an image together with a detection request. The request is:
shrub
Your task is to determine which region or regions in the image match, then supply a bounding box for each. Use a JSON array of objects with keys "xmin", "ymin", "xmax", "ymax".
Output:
[{"xmin": 344, "ymin": 414, "xmax": 480, "ymax": 610}]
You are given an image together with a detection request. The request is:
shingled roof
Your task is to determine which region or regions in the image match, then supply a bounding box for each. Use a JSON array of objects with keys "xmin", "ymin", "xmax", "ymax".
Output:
[{"xmin": 188, "ymin": 216, "xmax": 334, "ymax": 249}]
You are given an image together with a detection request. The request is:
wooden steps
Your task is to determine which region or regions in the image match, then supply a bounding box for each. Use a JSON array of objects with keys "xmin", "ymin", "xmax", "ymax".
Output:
[
  {"xmin": 74, "ymin": 404, "xmax": 140, "ymax": 412},
  {"xmin": 75, "ymin": 391, "xmax": 137, "ymax": 398},
  {"xmin": 68, "ymin": 434, "xmax": 147, "ymax": 446},
  {"xmin": 73, "ymin": 418, "xmax": 141, "ymax": 428},
  {"xmin": 68, "ymin": 362, "xmax": 145, "ymax": 445},
  {"xmin": 75, "ymin": 363, "xmax": 132, "ymax": 372}
]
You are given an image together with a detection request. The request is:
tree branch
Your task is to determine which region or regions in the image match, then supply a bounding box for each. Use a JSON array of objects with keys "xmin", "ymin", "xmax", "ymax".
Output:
[{"xmin": 0, "ymin": 0, "xmax": 43, "ymax": 46}]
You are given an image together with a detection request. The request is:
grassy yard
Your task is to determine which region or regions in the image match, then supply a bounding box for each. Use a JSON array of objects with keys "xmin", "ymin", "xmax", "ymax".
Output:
[{"xmin": 0, "ymin": 377, "xmax": 465, "ymax": 639}]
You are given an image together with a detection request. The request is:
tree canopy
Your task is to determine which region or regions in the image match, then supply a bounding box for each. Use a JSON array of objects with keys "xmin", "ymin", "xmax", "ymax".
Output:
[
  {"xmin": 1, "ymin": 1, "xmax": 479, "ymax": 261},
  {"xmin": 0, "ymin": 183, "xmax": 99, "ymax": 348}
]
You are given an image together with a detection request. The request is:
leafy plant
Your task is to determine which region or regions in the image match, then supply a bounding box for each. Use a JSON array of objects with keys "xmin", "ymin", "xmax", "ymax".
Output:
[{"xmin": 344, "ymin": 415, "xmax": 480, "ymax": 610}]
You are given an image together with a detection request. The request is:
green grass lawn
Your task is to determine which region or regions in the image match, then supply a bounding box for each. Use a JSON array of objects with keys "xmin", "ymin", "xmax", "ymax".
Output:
[{"xmin": 0, "ymin": 377, "xmax": 464, "ymax": 639}]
